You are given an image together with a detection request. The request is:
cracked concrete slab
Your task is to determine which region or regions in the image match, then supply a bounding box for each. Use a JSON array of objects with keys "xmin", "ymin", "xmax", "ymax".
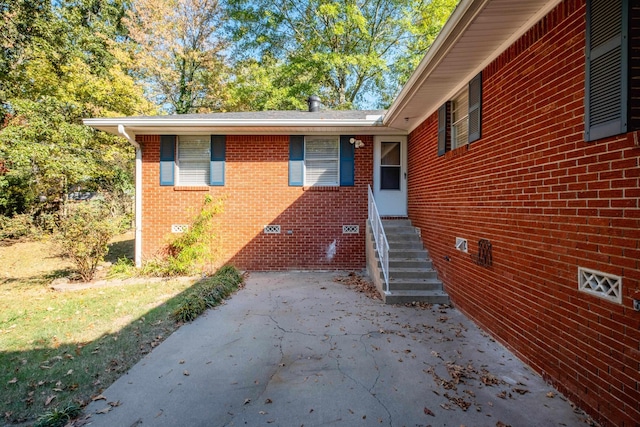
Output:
[{"xmin": 84, "ymin": 272, "xmax": 591, "ymax": 427}]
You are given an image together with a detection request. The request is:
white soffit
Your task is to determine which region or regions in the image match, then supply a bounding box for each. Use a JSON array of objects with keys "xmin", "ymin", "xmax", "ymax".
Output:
[{"xmin": 385, "ymin": 0, "xmax": 564, "ymax": 133}]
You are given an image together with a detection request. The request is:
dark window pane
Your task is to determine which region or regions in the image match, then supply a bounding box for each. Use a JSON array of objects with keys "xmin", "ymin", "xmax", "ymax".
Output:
[
  {"xmin": 381, "ymin": 142, "xmax": 400, "ymax": 165},
  {"xmin": 381, "ymin": 167, "xmax": 400, "ymax": 190}
]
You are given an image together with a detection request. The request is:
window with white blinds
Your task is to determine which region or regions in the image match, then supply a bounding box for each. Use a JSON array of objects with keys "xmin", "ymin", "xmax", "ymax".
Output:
[
  {"xmin": 177, "ymin": 136, "xmax": 210, "ymax": 186},
  {"xmin": 305, "ymin": 136, "xmax": 339, "ymax": 186},
  {"xmin": 451, "ymin": 88, "xmax": 469, "ymax": 150}
]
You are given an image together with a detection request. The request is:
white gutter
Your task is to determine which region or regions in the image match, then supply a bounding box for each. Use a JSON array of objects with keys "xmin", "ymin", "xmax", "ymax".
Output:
[
  {"xmin": 86, "ymin": 117, "xmax": 386, "ymax": 128},
  {"xmin": 117, "ymin": 124, "xmax": 142, "ymax": 268}
]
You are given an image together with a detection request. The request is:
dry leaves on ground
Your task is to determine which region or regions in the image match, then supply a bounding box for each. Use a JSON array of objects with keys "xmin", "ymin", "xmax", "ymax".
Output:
[{"xmin": 333, "ymin": 273, "xmax": 380, "ymax": 300}]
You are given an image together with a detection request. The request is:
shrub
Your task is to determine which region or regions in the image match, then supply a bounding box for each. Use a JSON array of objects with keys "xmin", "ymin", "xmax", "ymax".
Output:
[
  {"xmin": 56, "ymin": 203, "xmax": 119, "ymax": 281},
  {"xmin": 172, "ymin": 265, "xmax": 243, "ymax": 322},
  {"xmin": 0, "ymin": 213, "xmax": 35, "ymax": 240},
  {"xmin": 144, "ymin": 195, "xmax": 223, "ymax": 277}
]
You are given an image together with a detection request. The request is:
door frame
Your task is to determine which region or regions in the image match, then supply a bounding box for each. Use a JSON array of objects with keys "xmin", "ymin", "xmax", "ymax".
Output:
[{"xmin": 373, "ymin": 135, "xmax": 407, "ymax": 216}]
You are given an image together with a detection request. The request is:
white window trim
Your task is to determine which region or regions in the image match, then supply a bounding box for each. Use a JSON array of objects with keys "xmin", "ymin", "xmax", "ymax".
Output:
[
  {"xmin": 176, "ymin": 136, "xmax": 210, "ymax": 186},
  {"xmin": 304, "ymin": 135, "xmax": 340, "ymax": 187}
]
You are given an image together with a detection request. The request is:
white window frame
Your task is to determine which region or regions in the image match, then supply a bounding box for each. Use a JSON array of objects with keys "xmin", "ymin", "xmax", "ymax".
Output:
[
  {"xmin": 176, "ymin": 136, "xmax": 210, "ymax": 186},
  {"xmin": 304, "ymin": 136, "xmax": 339, "ymax": 186},
  {"xmin": 451, "ymin": 87, "xmax": 469, "ymax": 150}
]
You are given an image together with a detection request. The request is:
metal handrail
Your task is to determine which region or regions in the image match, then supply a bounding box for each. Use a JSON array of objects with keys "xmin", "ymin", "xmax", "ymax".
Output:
[{"xmin": 368, "ymin": 185, "xmax": 390, "ymax": 294}]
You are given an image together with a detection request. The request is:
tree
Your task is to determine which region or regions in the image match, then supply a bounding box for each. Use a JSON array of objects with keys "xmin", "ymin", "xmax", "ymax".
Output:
[
  {"xmin": 226, "ymin": 0, "xmax": 458, "ymax": 110},
  {"xmin": 125, "ymin": 0, "xmax": 228, "ymax": 114},
  {"xmin": 0, "ymin": 0, "xmax": 154, "ymax": 218}
]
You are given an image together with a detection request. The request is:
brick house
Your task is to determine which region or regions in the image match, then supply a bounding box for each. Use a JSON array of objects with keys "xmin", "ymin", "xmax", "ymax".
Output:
[{"xmin": 86, "ymin": 0, "xmax": 639, "ymax": 424}]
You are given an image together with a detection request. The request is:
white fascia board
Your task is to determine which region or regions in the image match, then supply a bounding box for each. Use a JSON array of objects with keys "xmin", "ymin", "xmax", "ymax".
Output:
[
  {"xmin": 384, "ymin": 0, "xmax": 483, "ymax": 127},
  {"xmin": 83, "ymin": 117, "xmax": 386, "ymax": 129}
]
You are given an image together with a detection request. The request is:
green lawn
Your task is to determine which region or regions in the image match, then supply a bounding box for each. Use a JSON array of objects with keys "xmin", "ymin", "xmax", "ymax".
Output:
[{"xmin": 0, "ymin": 238, "xmax": 197, "ymax": 424}]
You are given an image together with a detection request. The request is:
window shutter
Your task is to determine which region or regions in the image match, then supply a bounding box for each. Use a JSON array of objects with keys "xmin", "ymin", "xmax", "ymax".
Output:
[
  {"xmin": 210, "ymin": 135, "xmax": 225, "ymax": 186},
  {"xmin": 339, "ymin": 135, "xmax": 355, "ymax": 186},
  {"xmin": 468, "ymin": 72, "xmax": 482, "ymax": 143},
  {"xmin": 585, "ymin": 0, "xmax": 627, "ymax": 141},
  {"xmin": 437, "ymin": 102, "xmax": 450, "ymax": 156},
  {"xmin": 160, "ymin": 135, "xmax": 175, "ymax": 186},
  {"xmin": 289, "ymin": 135, "xmax": 304, "ymax": 186}
]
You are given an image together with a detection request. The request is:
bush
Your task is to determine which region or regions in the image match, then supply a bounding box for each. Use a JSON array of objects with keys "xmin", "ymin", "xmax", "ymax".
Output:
[
  {"xmin": 172, "ymin": 265, "xmax": 243, "ymax": 322},
  {"xmin": 32, "ymin": 403, "xmax": 81, "ymax": 427},
  {"xmin": 0, "ymin": 213, "xmax": 35, "ymax": 240},
  {"xmin": 144, "ymin": 195, "xmax": 223, "ymax": 277},
  {"xmin": 56, "ymin": 203, "xmax": 119, "ymax": 281}
]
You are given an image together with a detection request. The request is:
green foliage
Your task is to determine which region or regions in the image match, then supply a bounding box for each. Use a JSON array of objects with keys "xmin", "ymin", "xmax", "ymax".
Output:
[
  {"xmin": 0, "ymin": 213, "xmax": 35, "ymax": 240},
  {"xmin": 142, "ymin": 196, "xmax": 223, "ymax": 277},
  {"xmin": 32, "ymin": 403, "xmax": 81, "ymax": 427},
  {"xmin": 226, "ymin": 0, "xmax": 458, "ymax": 109},
  {"xmin": 172, "ymin": 265, "xmax": 243, "ymax": 322},
  {"xmin": 56, "ymin": 202, "xmax": 119, "ymax": 281},
  {"xmin": 107, "ymin": 256, "xmax": 137, "ymax": 279}
]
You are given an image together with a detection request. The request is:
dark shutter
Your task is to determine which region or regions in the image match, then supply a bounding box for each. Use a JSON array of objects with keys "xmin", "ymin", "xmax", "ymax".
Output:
[
  {"xmin": 437, "ymin": 102, "xmax": 450, "ymax": 156},
  {"xmin": 339, "ymin": 135, "xmax": 355, "ymax": 186},
  {"xmin": 585, "ymin": 0, "xmax": 628, "ymax": 141},
  {"xmin": 210, "ymin": 135, "xmax": 225, "ymax": 186},
  {"xmin": 468, "ymin": 72, "xmax": 482, "ymax": 143},
  {"xmin": 289, "ymin": 135, "xmax": 304, "ymax": 186},
  {"xmin": 160, "ymin": 135, "xmax": 175, "ymax": 186}
]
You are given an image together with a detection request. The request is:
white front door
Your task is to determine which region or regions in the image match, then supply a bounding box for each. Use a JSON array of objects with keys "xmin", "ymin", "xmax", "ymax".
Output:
[{"xmin": 373, "ymin": 136, "xmax": 407, "ymax": 216}]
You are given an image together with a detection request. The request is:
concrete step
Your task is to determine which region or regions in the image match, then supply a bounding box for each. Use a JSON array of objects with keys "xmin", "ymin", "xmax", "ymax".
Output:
[
  {"xmin": 388, "ymin": 259, "xmax": 433, "ymax": 269},
  {"xmin": 388, "ymin": 248, "xmax": 428, "ymax": 259},
  {"xmin": 387, "ymin": 277, "xmax": 443, "ymax": 291},
  {"xmin": 381, "ymin": 219, "xmax": 412, "ymax": 227},
  {"xmin": 388, "ymin": 240, "xmax": 424, "ymax": 250},
  {"xmin": 386, "ymin": 268, "xmax": 438, "ymax": 280},
  {"xmin": 384, "ymin": 289, "xmax": 450, "ymax": 305}
]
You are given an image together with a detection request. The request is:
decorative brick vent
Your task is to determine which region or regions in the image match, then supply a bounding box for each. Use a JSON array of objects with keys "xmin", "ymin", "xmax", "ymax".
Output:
[
  {"xmin": 263, "ymin": 225, "xmax": 281, "ymax": 234},
  {"xmin": 342, "ymin": 225, "xmax": 359, "ymax": 234},
  {"xmin": 171, "ymin": 224, "xmax": 189, "ymax": 233},
  {"xmin": 578, "ymin": 267, "xmax": 622, "ymax": 304}
]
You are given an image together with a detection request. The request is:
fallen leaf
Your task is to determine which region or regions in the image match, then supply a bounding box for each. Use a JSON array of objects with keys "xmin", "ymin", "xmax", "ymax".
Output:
[
  {"xmin": 65, "ymin": 369, "xmax": 73, "ymax": 376},
  {"xmin": 512, "ymin": 388, "xmax": 529, "ymax": 395},
  {"xmin": 179, "ymin": 360, "xmax": 185, "ymax": 364},
  {"xmin": 259, "ymin": 411, "xmax": 266, "ymax": 415},
  {"xmin": 44, "ymin": 395, "xmax": 56, "ymax": 406},
  {"xmin": 264, "ymin": 398, "xmax": 272, "ymax": 404},
  {"xmin": 243, "ymin": 398, "xmax": 251, "ymax": 405},
  {"xmin": 183, "ymin": 370, "xmax": 190, "ymax": 376},
  {"xmin": 95, "ymin": 406, "xmax": 111, "ymax": 415},
  {"xmin": 7, "ymin": 378, "xmax": 17, "ymax": 384},
  {"xmin": 423, "ymin": 407, "xmax": 435, "ymax": 416},
  {"xmin": 108, "ymin": 401, "xmax": 121, "ymax": 407},
  {"xmin": 546, "ymin": 392, "xmax": 555, "ymax": 398},
  {"xmin": 91, "ymin": 395, "xmax": 107, "ymax": 401}
]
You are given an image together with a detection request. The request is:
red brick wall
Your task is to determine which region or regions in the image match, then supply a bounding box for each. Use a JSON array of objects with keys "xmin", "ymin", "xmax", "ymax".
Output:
[
  {"xmin": 139, "ymin": 134, "xmax": 372, "ymax": 270},
  {"xmin": 408, "ymin": 1, "xmax": 640, "ymax": 425}
]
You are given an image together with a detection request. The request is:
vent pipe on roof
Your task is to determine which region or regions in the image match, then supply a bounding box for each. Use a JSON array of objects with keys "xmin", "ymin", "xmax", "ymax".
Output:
[{"xmin": 307, "ymin": 95, "xmax": 321, "ymax": 112}]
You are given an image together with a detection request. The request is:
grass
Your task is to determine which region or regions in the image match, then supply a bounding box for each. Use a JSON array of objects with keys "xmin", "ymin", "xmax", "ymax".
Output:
[{"xmin": 0, "ymin": 235, "xmax": 221, "ymax": 425}]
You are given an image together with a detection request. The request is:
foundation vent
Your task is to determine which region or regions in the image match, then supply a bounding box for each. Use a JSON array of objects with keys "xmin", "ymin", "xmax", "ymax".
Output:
[
  {"xmin": 578, "ymin": 267, "xmax": 622, "ymax": 304},
  {"xmin": 171, "ymin": 224, "xmax": 189, "ymax": 233},
  {"xmin": 264, "ymin": 225, "xmax": 281, "ymax": 234},
  {"xmin": 342, "ymin": 225, "xmax": 360, "ymax": 234}
]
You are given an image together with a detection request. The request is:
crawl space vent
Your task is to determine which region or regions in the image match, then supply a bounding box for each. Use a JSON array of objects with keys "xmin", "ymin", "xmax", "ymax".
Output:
[
  {"xmin": 342, "ymin": 225, "xmax": 359, "ymax": 234},
  {"xmin": 578, "ymin": 267, "xmax": 622, "ymax": 304},
  {"xmin": 171, "ymin": 224, "xmax": 189, "ymax": 233},
  {"xmin": 264, "ymin": 225, "xmax": 281, "ymax": 234}
]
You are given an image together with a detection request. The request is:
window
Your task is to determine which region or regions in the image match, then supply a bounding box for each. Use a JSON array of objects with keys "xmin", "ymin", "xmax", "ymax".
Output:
[
  {"xmin": 289, "ymin": 135, "xmax": 354, "ymax": 187},
  {"xmin": 305, "ymin": 136, "xmax": 339, "ymax": 186},
  {"xmin": 159, "ymin": 135, "xmax": 225, "ymax": 186},
  {"xmin": 451, "ymin": 89, "xmax": 469, "ymax": 150},
  {"xmin": 438, "ymin": 72, "xmax": 482, "ymax": 156},
  {"xmin": 380, "ymin": 142, "xmax": 401, "ymax": 190},
  {"xmin": 177, "ymin": 136, "xmax": 210, "ymax": 186},
  {"xmin": 584, "ymin": 0, "xmax": 630, "ymax": 141}
]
